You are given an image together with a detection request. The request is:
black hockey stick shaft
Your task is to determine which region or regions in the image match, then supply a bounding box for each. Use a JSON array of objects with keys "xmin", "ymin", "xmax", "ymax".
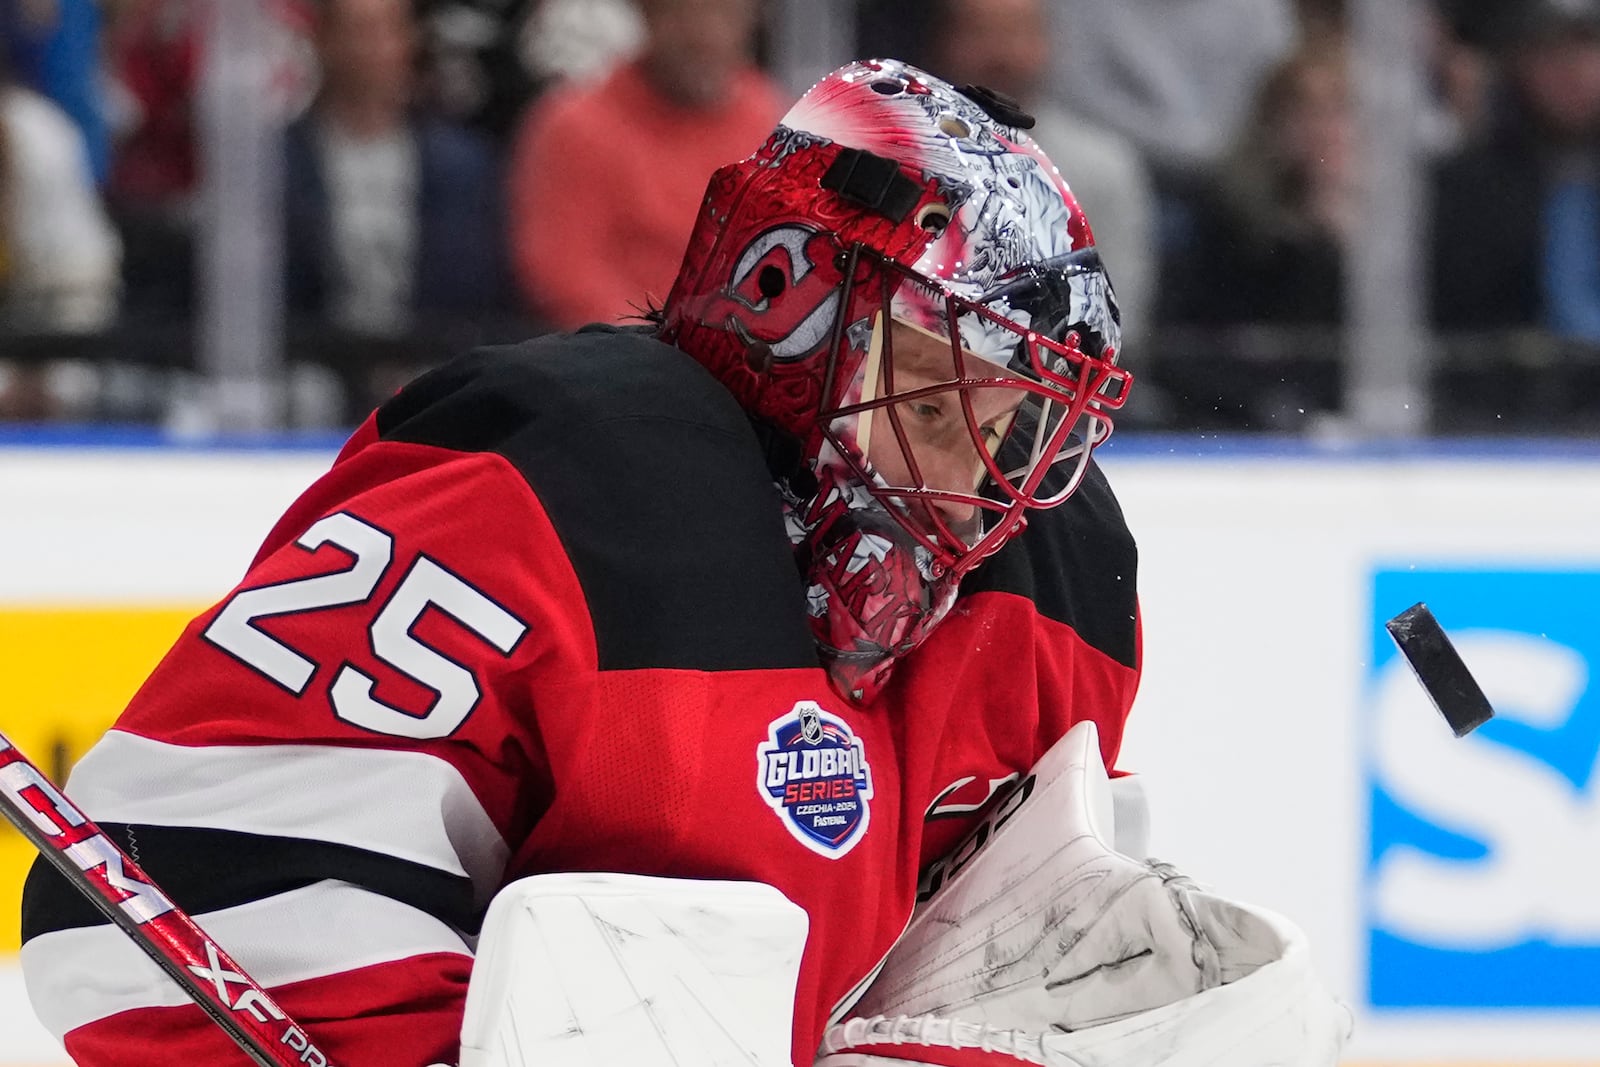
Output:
[{"xmin": 0, "ymin": 730, "xmax": 333, "ymax": 1066}]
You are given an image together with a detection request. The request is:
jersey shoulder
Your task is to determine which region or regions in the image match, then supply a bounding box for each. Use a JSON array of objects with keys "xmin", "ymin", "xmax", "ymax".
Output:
[
  {"xmin": 371, "ymin": 326, "xmax": 816, "ymax": 673},
  {"xmin": 373, "ymin": 325, "xmax": 754, "ymax": 450}
]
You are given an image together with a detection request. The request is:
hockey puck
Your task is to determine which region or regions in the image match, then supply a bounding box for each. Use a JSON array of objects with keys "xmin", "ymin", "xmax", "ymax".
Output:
[{"xmin": 1384, "ymin": 602, "xmax": 1495, "ymax": 738}]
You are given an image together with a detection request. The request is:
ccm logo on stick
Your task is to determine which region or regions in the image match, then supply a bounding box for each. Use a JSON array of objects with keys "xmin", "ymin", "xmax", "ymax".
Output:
[{"xmin": 0, "ymin": 761, "xmax": 175, "ymax": 924}]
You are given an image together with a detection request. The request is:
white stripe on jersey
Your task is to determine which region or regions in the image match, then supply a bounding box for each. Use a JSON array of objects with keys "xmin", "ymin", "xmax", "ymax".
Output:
[
  {"xmin": 20, "ymin": 879, "xmax": 473, "ymax": 1040},
  {"xmin": 67, "ymin": 730, "xmax": 508, "ymax": 893}
]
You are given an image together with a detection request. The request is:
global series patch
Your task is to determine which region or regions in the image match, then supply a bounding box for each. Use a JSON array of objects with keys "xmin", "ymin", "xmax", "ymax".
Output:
[{"xmin": 756, "ymin": 701, "xmax": 874, "ymax": 858}]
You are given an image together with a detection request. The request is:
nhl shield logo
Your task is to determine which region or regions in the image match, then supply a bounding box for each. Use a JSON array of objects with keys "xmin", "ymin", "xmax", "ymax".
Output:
[{"xmin": 756, "ymin": 701, "xmax": 874, "ymax": 859}]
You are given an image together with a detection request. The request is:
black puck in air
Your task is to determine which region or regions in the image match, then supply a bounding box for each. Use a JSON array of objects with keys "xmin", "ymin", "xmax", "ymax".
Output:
[{"xmin": 1385, "ymin": 602, "xmax": 1496, "ymax": 738}]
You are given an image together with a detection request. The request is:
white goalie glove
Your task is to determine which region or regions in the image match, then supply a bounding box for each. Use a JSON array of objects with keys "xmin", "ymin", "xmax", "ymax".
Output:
[{"xmin": 816, "ymin": 720, "xmax": 1353, "ymax": 1067}]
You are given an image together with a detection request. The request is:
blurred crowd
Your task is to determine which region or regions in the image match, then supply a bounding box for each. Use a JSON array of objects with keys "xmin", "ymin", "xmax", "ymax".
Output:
[{"xmin": 1, "ymin": 0, "xmax": 1598, "ymax": 432}]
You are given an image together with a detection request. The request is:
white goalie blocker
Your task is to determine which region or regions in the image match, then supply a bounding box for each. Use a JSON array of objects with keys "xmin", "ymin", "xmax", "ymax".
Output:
[
  {"xmin": 450, "ymin": 721, "xmax": 1349, "ymax": 1067},
  {"xmin": 455, "ymin": 872, "xmax": 809, "ymax": 1067},
  {"xmin": 817, "ymin": 720, "xmax": 1353, "ymax": 1067}
]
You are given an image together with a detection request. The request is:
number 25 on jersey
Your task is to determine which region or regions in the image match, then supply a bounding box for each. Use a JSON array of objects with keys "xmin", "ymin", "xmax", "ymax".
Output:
[{"xmin": 202, "ymin": 511, "xmax": 528, "ymax": 740}]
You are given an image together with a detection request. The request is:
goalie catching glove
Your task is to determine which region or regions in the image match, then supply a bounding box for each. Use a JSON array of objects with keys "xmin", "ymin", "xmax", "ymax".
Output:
[{"xmin": 817, "ymin": 721, "xmax": 1352, "ymax": 1067}]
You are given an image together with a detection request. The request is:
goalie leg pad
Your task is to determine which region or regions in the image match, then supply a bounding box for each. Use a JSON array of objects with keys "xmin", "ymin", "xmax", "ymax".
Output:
[{"xmin": 459, "ymin": 872, "xmax": 809, "ymax": 1067}]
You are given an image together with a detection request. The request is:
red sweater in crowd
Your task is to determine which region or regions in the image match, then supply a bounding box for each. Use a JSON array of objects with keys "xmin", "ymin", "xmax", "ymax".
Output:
[{"xmin": 508, "ymin": 59, "xmax": 784, "ymax": 329}]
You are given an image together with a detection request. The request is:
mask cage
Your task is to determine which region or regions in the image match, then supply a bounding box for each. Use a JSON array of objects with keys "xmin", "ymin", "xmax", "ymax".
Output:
[{"xmin": 818, "ymin": 244, "xmax": 1132, "ymax": 576}]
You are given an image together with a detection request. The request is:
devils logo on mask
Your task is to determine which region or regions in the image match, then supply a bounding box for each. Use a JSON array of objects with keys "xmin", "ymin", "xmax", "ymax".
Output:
[{"xmin": 697, "ymin": 224, "xmax": 846, "ymax": 362}]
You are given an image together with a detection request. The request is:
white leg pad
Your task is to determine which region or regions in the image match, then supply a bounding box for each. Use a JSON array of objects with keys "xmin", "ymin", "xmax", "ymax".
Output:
[{"xmin": 459, "ymin": 872, "xmax": 810, "ymax": 1067}]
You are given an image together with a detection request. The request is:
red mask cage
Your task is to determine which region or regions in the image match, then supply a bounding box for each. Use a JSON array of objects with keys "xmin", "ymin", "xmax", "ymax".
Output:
[{"xmin": 818, "ymin": 244, "xmax": 1132, "ymax": 578}]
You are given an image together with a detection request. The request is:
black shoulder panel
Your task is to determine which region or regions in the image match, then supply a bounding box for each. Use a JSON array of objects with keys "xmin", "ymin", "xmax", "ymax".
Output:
[
  {"xmin": 959, "ymin": 459, "xmax": 1139, "ymax": 669},
  {"xmin": 374, "ymin": 327, "xmax": 818, "ymax": 672}
]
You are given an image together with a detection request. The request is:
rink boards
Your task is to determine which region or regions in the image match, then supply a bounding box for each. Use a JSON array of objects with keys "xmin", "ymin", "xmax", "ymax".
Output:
[{"xmin": 1, "ymin": 435, "xmax": 1597, "ymax": 1065}]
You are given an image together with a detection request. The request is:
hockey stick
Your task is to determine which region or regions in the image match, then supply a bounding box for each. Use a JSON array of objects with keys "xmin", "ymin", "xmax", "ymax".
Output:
[{"xmin": 0, "ymin": 730, "xmax": 335, "ymax": 1067}]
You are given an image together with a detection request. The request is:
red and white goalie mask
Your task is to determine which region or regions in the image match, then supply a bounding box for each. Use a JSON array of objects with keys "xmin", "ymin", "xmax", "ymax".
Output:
[{"xmin": 660, "ymin": 59, "xmax": 1132, "ymax": 704}]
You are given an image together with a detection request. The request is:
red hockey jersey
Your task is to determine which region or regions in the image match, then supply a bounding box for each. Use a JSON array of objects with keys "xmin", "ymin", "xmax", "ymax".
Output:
[{"xmin": 20, "ymin": 327, "xmax": 1141, "ymax": 1066}]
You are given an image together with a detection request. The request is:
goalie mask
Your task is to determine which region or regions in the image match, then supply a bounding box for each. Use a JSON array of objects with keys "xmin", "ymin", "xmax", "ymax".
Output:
[{"xmin": 660, "ymin": 59, "xmax": 1131, "ymax": 704}]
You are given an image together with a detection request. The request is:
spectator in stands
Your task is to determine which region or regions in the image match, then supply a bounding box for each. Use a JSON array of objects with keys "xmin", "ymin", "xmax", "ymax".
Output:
[
  {"xmin": 0, "ymin": 47, "xmax": 119, "ymax": 335},
  {"xmin": 0, "ymin": 46, "xmax": 119, "ymax": 419},
  {"xmin": 1, "ymin": 0, "xmax": 109, "ymax": 184},
  {"xmin": 1297, "ymin": 0, "xmax": 1491, "ymax": 155},
  {"xmin": 104, "ymin": 0, "xmax": 316, "ymax": 322},
  {"xmin": 1431, "ymin": 0, "xmax": 1600, "ymax": 343},
  {"xmin": 1150, "ymin": 32, "xmax": 1356, "ymax": 428},
  {"xmin": 506, "ymin": 0, "xmax": 782, "ymax": 329},
  {"xmin": 519, "ymin": 0, "xmax": 644, "ymax": 87},
  {"xmin": 1181, "ymin": 34, "xmax": 1356, "ymax": 327},
  {"xmin": 416, "ymin": 0, "xmax": 539, "ymax": 143},
  {"xmin": 417, "ymin": 0, "xmax": 645, "ymax": 144},
  {"xmin": 1038, "ymin": 0, "xmax": 1298, "ymax": 343},
  {"xmin": 1045, "ymin": 0, "xmax": 1297, "ymax": 179},
  {"xmin": 1419, "ymin": 2, "xmax": 1494, "ymax": 155},
  {"xmin": 102, "ymin": 0, "xmax": 204, "ymax": 222},
  {"xmin": 921, "ymin": 0, "xmax": 1154, "ymax": 350},
  {"xmin": 285, "ymin": 0, "xmax": 509, "ymax": 338}
]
